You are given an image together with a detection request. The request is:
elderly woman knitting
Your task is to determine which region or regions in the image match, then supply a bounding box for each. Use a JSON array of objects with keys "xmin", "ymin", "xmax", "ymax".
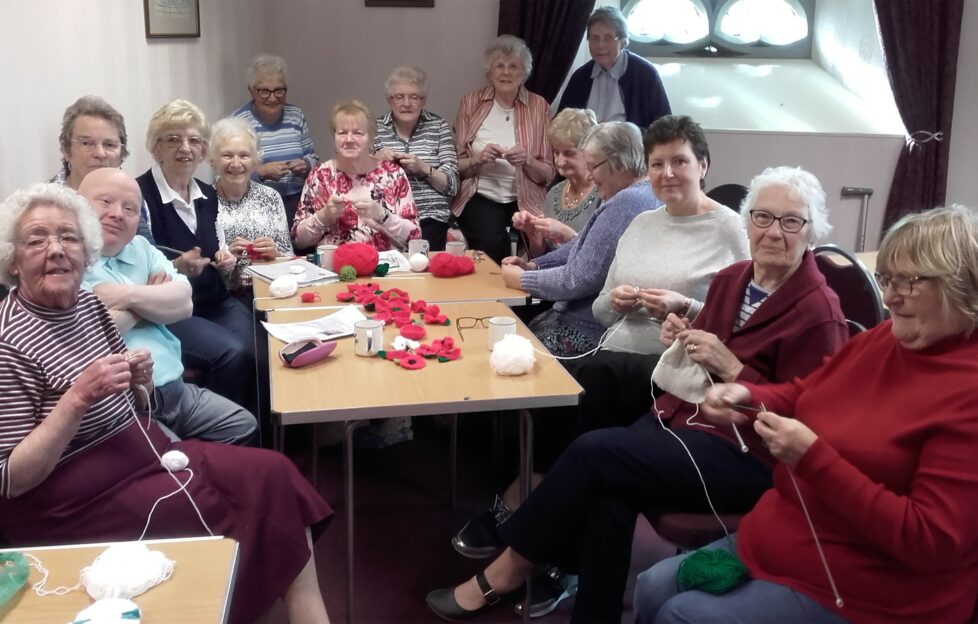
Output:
[
  {"xmin": 636, "ymin": 203, "xmax": 978, "ymax": 624},
  {"xmin": 0, "ymin": 183, "xmax": 332, "ymax": 623},
  {"xmin": 430, "ymin": 165, "xmax": 848, "ymax": 623}
]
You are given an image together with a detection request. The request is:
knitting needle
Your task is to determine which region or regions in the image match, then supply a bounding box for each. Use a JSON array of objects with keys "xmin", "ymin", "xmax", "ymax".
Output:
[{"xmin": 723, "ymin": 401, "xmax": 761, "ymax": 454}]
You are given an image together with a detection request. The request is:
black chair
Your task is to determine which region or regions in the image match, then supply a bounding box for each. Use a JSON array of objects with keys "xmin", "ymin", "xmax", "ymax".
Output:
[
  {"xmin": 706, "ymin": 183, "xmax": 749, "ymax": 212},
  {"xmin": 813, "ymin": 244, "xmax": 885, "ymax": 335}
]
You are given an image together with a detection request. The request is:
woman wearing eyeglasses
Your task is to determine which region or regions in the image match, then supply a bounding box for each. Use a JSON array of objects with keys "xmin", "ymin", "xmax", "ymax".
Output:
[
  {"xmin": 636, "ymin": 204, "xmax": 978, "ymax": 624},
  {"xmin": 373, "ymin": 66, "xmax": 459, "ymax": 251},
  {"xmin": 232, "ymin": 54, "xmax": 319, "ymax": 231},
  {"xmin": 557, "ymin": 6, "xmax": 671, "ymax": 128},
  {"xmin": 136, "ymin": 99, "xmax": 257, "ymax": 417}
]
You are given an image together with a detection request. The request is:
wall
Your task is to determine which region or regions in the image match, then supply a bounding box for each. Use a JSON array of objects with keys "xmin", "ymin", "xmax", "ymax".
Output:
[{"xmin": 946, "ymin": 0, "xmax": 978, "ymax": 208}]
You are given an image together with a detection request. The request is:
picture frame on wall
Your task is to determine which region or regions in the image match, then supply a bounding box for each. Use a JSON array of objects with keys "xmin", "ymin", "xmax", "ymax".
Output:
[
  {"xmin": 144, "ymin": 0, "xmax": 201, "ymax": 38},
  {"xmin": 365, "ymin": 0, "xmax": 434, "ymax": 7}
]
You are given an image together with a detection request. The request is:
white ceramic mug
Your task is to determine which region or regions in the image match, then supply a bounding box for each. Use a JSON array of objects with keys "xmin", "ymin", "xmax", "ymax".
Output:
[
  {"xmin": 318, "ymin": 244, "xmax": 338, "ymax": 271},
  {"xmin": 354, "ymin": 319, "xmax": 384, "ymax": 356},
  {"xmin": 446, "ymin": 241, "xmax": 466, "ymax": 256},
  {"xmin": 487, "ymin": 316, "xmax": 517, "ymax": 350},
  {"xmin": 408, "ymin": 239, "xmax": 430, "ymax": 257}
]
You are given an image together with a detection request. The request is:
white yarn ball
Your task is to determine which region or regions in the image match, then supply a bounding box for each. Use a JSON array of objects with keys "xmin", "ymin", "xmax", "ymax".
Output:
[
  {"xmin": 269, "ymin": 275, "xmax": 299, "ymax": 298},
  {"xmin": 409, "ymin": 253, "xmax": 430, "ymax": 272},
  {"xmin": 490, "ymin": 334, "xmax": 535, "ymax": 375},
  {"xmin": 80, "ymin": 543, "xmax": 174, "ymax": 601},
  {"xmin": 73, "ymin": 598, "xmax": 141, "ymax": 624}
]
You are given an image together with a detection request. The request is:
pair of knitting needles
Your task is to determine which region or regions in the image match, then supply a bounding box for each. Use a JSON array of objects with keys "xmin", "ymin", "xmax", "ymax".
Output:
[{"xmin": 723, "ymin": 401, "xmax": 767, "ymax": 454}]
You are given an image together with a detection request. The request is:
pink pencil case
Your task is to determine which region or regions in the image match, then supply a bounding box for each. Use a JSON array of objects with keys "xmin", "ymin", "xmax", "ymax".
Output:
[{"xmin": 279, "ymin": 339, "xmax": 337, "ymax": 368}]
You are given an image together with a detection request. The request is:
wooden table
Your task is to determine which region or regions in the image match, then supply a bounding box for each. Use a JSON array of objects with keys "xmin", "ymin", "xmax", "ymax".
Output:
[
  {"xmin": 266, "ymin": 301, "xmax": 582, "ymax": 622},
  {"xmin": 0, "ymin": 536, "xmax": 238, "ymax": 624},
  {"xmin": 252, "ymin": 252, "xmax": 530, "ymax": 312}
]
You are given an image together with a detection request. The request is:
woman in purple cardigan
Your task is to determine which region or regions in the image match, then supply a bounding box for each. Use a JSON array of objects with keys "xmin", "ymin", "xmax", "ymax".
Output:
[{"xmin": 427, "ymin": 166, "xmax": 848, "ymax": 623}]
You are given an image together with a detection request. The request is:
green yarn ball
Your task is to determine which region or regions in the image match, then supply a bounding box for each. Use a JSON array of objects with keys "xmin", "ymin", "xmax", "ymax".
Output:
[
  {"xmin": 374, "ymin": 262, "xmax": 390, "ymax": 277},
  {"xmin": 676, "ymin": 547, "xmax": 749, "ymax": 594},
  {"xmin": 339, "ymin": 265, "xmax": 358, "ymax": 282}
]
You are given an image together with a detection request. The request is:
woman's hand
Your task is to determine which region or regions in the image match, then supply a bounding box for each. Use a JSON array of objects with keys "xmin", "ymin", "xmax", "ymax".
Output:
[
  {"xmin": 501, "ymin": 264, "xmax": 524, "ymax": 289},
  {"xmin": 638, "ymin": 288, "xmax": 685, "ymax": 320},
  {"xmin": 259, "ymin": 161, "xmax": 290, "ymax": 181},
  {"xmin": 511, "ymin": 212, "xmax": 532, "ymax": 232},
  {"xmin": 228, "ymin": 237, "xmax": 252, "ymax": 259},
  {"xmin": 480, "ymin": 143, "xmax": 505, "ymax": 165},
  {"xmin": 213, "ymin": 249, "xmax": 236, "ymax": 272},
  {"xmin": 660, "ymin": 312, "xmax": 691, "ymax": 347},
  {"xmin": 126, "ymin": 349, "xmax": 154, "ymax": 387},
  {"xmin": 610, "ymin": 285, "xmax": 641, "ymax": 314},
  {"xmin": 251, "ymin": 236, "xmax": 281, "ymax": 259},
  {"xmin": 394, "ymin": 152, "xmax": 428, "ymax": 176},
  {"xmin": 315, "ymin": 196, "xmax": 344, "ymax": 227},
  {"xmin": 173, "ymin": 247, "xmax": 211, "ymax": 278},
  {"xmin": 532, "ymin": 218, "xmax": 575, "ymax": 244},
  {"xmin": 678, "ymin": 329, "xmax": 744, "ymax": 381},
  {"xmin": 354, "ymin": 200, "xmax": 385, "ymax": 222},
  {"xmin": 70, "ymin": 354, "xmax": 132, "ymax": 408},
  {"xmin": 755, "ymin": 411, "xmax": 817, "ymax": 465},
  {"xmin": 701, "ymin": 383, "xmax": 753, "ymax": 426},
  {"xmin": 374, "ymin": 147, "xmax": 397, "ymax": 162},
  {"xmin": 288, "ymin": 159, "xmax": 309, "ymax": 177},
  {"xmin": 501, "ymin": 256, "xmax": 536, "ymax": 270},
  {"xmin": 503, "ymin": 144, "xmax": 528, "ymax": 167}
]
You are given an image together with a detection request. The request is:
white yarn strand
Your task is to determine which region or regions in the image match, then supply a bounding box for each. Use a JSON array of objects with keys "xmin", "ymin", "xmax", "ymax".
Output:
[
  {"xmin": 25, "ymin": 553, "xmax": 82, "ymax": 596},
  {"xmin": 530, "ymin": 316, "xmax": 628, "ymax": 361}
]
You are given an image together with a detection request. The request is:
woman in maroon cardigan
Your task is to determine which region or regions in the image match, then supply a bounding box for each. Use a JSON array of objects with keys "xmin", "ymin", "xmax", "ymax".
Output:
[
  {"xmin": 636, "ymin": 205, "xmax": 978, "ymax": 623},
  {"xmin": 427, "ymin": 167, "xmax": 849, "ymax": 623}
]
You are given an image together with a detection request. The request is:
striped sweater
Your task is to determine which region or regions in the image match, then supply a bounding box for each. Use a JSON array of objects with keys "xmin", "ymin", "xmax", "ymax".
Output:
[{"xmin": 232, "ymin": 102, "xmax": 319, "ymax": 198}]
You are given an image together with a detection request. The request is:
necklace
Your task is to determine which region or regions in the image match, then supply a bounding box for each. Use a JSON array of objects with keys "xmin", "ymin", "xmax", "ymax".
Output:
[
  {"xmin": 498, "ymin": 103, "xmax": 515, "ymax": 122},
  {"xmin": 561, "ymin": 181, "xmax": 592, "ymax": 209}
]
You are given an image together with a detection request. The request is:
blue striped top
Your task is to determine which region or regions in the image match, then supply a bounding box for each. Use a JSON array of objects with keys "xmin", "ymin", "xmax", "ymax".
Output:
[{"xmin": 231, "ymin": 102, "xmax": 319, "ymax": 198}]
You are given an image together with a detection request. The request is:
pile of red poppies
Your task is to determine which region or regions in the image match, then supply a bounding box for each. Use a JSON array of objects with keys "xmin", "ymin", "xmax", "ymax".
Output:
[{"xmin": 378, "ymin": 337, "xmax": 462, "ymax": 370}]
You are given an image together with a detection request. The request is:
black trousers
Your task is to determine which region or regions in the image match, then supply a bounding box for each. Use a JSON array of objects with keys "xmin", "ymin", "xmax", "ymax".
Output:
[
  {"xmin": 499, "ymin": 416, "xmax": 772, "ymax": 623},
  {"xmin": 420, "ymin": 218, "xmax": 449, "ymax": 251},
  {"xmin": 534, "ymin": 349, "xmax": 663, "ymax": 470},
  {"xmin": 457, "ymin": 193, "xmax": 517, "ymax": 264}
]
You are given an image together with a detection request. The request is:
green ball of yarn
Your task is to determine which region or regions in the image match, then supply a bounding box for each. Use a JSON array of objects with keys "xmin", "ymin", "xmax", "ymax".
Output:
[
  {"xmin": 374, "ymin": 262, "xmax": 390, "ymax": 277},
  {"xmin": 0, "ymin": 552, "xmax": 29, "ymax": 606},
  {"xmin": 339, "ymin": 265, "xmax": 358, "ymax": 282},
  {"xmin": 676, "ymin": 548, "xmax": 748, "ymax": 594}
]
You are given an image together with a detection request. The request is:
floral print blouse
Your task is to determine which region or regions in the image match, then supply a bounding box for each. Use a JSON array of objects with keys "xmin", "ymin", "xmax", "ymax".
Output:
[{"xmin": 292, "ymin": 159, "xmax": 420, "ymax": 251}]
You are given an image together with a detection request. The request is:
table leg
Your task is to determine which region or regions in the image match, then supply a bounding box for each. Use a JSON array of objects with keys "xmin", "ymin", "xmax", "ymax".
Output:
[
  {"xmin": 311, "ymin": 424, "xmax": 320, "ymax": 489},
  {"xmin": 519, "ymin": 409, "xmax": 533, "ymax": 624},
  {"xmin": 344, "ymin": 420, "xmax": 356, "ymax": 624},
  {"xmin": 450, "ymin": 414, "xmax": 458, "ymax": 510}
]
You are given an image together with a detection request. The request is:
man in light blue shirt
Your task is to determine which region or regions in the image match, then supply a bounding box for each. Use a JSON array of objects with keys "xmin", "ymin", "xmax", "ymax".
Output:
[{"xmin": 79, "ymin": 168, "xmax": 256, "ymax": 445}]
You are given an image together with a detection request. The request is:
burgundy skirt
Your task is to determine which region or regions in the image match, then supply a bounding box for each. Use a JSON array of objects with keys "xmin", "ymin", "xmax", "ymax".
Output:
[{"xmin": 0, "ymin": 419, "xmax": 333, "ymax": 623}]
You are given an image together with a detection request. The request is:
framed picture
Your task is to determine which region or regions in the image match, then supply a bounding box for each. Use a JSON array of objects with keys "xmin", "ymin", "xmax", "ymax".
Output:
[
  {"xmin": 365, "ymin": 0, "xmax": 434, "ymax": 7},
  {"xmin": 144, "ymin": 0, "xmax": 200, "ymax": 38}
]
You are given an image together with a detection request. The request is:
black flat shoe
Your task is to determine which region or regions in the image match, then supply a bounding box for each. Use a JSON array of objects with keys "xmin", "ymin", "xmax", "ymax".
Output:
[
  {"xmin": 452, "ymin": 495, "xmax": 512, "ymax": 559},
  {"xmin": 426, "ymin": 572, "xmax": 502, "ymax": 622}
]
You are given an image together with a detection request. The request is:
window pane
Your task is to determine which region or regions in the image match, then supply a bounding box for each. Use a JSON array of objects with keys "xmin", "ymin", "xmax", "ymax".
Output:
[
  {"xmin": 627, "ymin": 0, "xmax": 709, "ymax": 44},
  {"xmin": 717, "ymin": 0, "xmax": 808, "ymax": 46}
]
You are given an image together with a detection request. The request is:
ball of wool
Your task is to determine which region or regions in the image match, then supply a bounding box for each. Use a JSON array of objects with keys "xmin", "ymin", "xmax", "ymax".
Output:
[
  {"xmin": 429, "ymin": 253, "xmax": 475, "ymax": 277},
  {"xmin": 676, "ymin": 548, "xmax": 749, "ymax": 594},
  {"xmin": 489, "ymin": 334, "xmax": 535, "ymax": 375},
  {"xmin": 333, "ymin": 242, "xmax": 379, "ymax": 277},
  {"xmin": 339, "ymin": 266, "xmax": 358, "ymax": 282},
  {"xmin": 409, "ymin": 253, "xmax": 430, "ymax": 272},
  {"xmin": 269, "ymin": 275, "xmax": 298, "ymax": 298}
]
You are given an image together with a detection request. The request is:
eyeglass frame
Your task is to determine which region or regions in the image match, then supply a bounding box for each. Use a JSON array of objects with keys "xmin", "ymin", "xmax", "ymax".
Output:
[
  {"xmin": 586, "ymin": 159, "xmax": 609, "ymax": 174},
  {"xmin": 18, "ymin": 230, "xmax": 85, "ymax": 253},
  {"xmin": 748, "ymin": 209, "xmax": 809, "ymax": 234},
  {"xmin": 455, "ymin": 316, "xmax": 492, "ymax": 342},
  {"xmin": 389, "ymin": 93, "xmax": 424, "ymax": 103},
  {"xmin": 587, "ymin": 34, "xmax": 621, "ymax": 45},
  {"xmin": 256, "ymin": 87, "xmax": 287, "ymax": 100},
  {"xmin": 71, "ymin": 137, "xmax": 123, "ymax": 154},
  {"xmin": 159, "ymin": 134, "xmax": 205, "ymax": 149},
  {"xmin": 874, "ymin": 272, "xmax": 933, "ymax": 296}
]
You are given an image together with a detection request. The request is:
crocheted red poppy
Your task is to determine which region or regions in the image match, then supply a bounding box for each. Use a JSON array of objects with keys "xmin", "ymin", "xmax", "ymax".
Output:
[
  {"xmin": 437, "ymin": 348, "xmax": 461, "ymax": 362},
  {"xmin": 336, "ymin": 291, "xmax": 355, "ymax": 302},
  {"xmin": 411, "ymin": 299, "xmax": 428, "ymax": 314},
  {"xmin": 400, "ymin": 323, "xmax": 427, "ymax": 340},
  {"xmin": 382, "ymin": 349, "xmax": 411, "ymax": 361},
  {"xmin": 398, "ymin": 354, "xmax": 427, "ymax": 370}
]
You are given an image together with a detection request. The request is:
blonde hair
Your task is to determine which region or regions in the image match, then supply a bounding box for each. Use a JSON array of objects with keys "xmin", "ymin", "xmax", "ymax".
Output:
[
  {"xmin": 330, "ymin": 100, "xmax": 377, "ymax": 138},
  {"xmin": 877, "ymin": 204, "xmax": 978, "ymax": 328},
  {"xmin": 145, "ymin": 99, "xmax": 210, "ymax": 155},
  {"xmin": 548, "ymin": 108, "xmax": 598, "ymax": 149}
]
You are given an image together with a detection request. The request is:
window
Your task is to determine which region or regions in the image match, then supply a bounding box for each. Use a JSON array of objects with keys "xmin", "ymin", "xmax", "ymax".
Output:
[{"xmin": 623, "ymin": 0, "xmax": 813, "ymax": 59}]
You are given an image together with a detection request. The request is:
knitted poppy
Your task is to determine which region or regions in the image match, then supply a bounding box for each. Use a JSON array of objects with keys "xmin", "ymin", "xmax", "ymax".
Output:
[
  {"xmin": 383, "ymin": 349, "xmax": 411, "ymax": 361},
  {"xmin": 333, "ymin": 242, "xmax": 379, "ymax": 277},
  {"xmin": 424, "ymin": 312, "xmax": 450, "ymax": 326},
  {"xmin": 392, "ymin": 312, "xmax": 414, "ymax": 328},
  {"xmin": 429, "ymin": 253, "xmax": 475, "ymax": 277},
  {"xmin": 397, "ymin": 354, "xmax": 427, "ymax": 370},
  {"xmin": 336, "ymin": 291, "xmax": 355, "ymax": 302},
  {"xmin": 400, "ymin": 323, "xmax": 427, "ymax": 340},
  {"xmin": 385, "ymin": 288, "xmax": 409, "ymax": 300},
  {"xmin": 415, "ymin": 344, "xmax": 440, "ymax": 358},
  {"xmin": 411, "ymin": 299, "xmax": 428, "ymax": 314},
  {"xmin": 437, "ymin": 348, "xmax": 461, "ymax": 362},
  {"xmin": 373, "ymin": 312, "xmax": 393, "ymax": 325}
]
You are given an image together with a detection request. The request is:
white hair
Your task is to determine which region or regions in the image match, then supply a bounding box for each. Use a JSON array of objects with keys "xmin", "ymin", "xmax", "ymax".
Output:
[
  {"xmin": 247, "ymin": 53, "xmax": 288, "ymax": 87},
  {"xmin": 582, "ymin": 122, "xmax": 646, "ymax": 177},
  {"xmin": 385, "ymin": 66, "xmax": 429, "ymax": 97},
  {"xmin": 208, "ymin": 117, "xmax": 260, "ymax": 164},
  {"xmin": 484, "ymin": 35, "xmax": 533, "ymax": 79},
  {"xmin": 740, "ymin": 166, "xmax": 831, "ymax": 244}
]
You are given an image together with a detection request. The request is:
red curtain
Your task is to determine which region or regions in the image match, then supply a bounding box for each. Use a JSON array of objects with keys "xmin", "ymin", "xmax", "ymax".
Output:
[
  {"xmin": 874, "ymin": 0, "xmax": 963, "ymax": 237},
  {"xmin": 498, "ymin": 0, "xmax": 596, "ymax": 103}
]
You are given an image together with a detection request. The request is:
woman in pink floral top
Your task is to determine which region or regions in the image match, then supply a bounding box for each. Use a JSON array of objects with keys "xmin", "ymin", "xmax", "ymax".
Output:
[{"xmin": 293, "ymin": 100, "xmax": 420, "ymax": 251}]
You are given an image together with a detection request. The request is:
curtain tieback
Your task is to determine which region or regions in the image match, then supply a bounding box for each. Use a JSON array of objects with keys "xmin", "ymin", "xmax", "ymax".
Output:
[{"xmin": 906, "ymin": 130, "xmax": 943, "ymax": 152}]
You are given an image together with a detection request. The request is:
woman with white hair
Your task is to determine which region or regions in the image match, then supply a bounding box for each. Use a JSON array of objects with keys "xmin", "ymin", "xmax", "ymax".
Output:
[
  {"xmin": 429, "ymin": 163, "xmax": 848, "ymax": 623},
  {"xmin": 209, "ymin": 117, "xmax": 292, "ymax": 292},
  {"xmin": 452, "ymin": 35, "xmax": 555, "ymax": 263},
  {"xmin": 232, "ymin": 53, "xmax": 319, "ymax": 229},
  {"xmin": 373, "ymin": 66, "xmax": 459, "ymax": 250}
]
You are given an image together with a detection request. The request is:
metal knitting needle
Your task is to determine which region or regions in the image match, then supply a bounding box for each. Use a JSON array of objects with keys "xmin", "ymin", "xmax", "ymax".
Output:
[{"xmin": 724, "ymin": 401, "xmax": 759, "ymax": 453}]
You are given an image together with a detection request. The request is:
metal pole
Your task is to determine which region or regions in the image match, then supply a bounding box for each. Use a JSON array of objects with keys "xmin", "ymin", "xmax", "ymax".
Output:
[{"xmin": 841, "ymin": 187, "xmax": 874, "ymax": 252}]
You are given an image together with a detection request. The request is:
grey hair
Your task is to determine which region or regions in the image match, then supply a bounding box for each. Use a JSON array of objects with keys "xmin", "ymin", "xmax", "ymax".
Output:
[
  {"xmin": 588, "ymin": 6, "xmax": 630, "ymax": 46},
  {"xmin": 58, "ymin": 95, "xmax": 130, "ymax": 169},
  {"xmin": 484, "ymin": 35, "xmax": 533, "ymax": 79},
  {"xmin": 207, "ymin": 117, "xmax": 260, "ymax": 164},
  {"xmin": 581, "ymin": 121, "xmax": 646, "ymax": 177},
  {"xmin": 385, "ymin": 65, "xmax": 429, "ymax": 97},
  {"xmin": 740, "ymin": 166, "xmax": 831, "ymax": 245},
  {"xmin": 0, "ymin": 183, "xmax": 103, "ymax": 286},
  {"xmin": 247, "ymin": 53, "xmax": 288, "ymax": 88}
]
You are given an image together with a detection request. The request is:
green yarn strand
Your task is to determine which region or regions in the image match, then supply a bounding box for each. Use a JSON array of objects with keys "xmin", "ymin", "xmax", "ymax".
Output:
[{"xmin": 676, "ymin": 548, "xmax": 749, "ymax": 595}]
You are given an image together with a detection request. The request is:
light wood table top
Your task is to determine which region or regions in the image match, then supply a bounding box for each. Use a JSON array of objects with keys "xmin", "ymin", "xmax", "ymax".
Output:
[
  {"xmin": 267, "ymin": 301, "xmax": 583, "ymax": 425},
  {"xmin": 252, "ymin": 252, "xmax": 530, "ymax": 312},
  {"xmin": 0, "ymin": 536, "xmax": 238, "ymax": 624}
]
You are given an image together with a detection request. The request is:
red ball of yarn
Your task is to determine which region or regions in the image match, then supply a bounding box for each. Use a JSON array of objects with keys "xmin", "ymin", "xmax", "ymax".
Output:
[
  {"xmin": 429, "ymin": 253, "xmax": 475, "ymax": 277},
  {"xmin": 332, "ymin": 243, "xmax": 379, "ymax": 277}
]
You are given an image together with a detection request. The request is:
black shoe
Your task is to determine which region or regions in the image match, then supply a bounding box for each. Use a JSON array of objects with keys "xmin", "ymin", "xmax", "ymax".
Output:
[
  {"xmin": 514, "ymin": 567, "xmax": 579, "ymax": 618},
  {"xmin": 427, "ymin": 572, "xmax": 502, "ymax": 622},
  {"xmin": 452, "ymin": 495, "xmax": 512, "ymax": 559}
]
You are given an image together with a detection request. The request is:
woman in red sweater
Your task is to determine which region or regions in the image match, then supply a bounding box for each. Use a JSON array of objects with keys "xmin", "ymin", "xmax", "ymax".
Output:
[{"xmin": 636, "ymin": 204, "xmax": 978, "ymax": 623}]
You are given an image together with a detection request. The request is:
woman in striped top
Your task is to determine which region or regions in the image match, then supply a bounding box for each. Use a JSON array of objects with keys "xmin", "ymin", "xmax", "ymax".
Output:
[{"xmin": 0, "ymin": 184, "xmax": 333, "ymax": 623}]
